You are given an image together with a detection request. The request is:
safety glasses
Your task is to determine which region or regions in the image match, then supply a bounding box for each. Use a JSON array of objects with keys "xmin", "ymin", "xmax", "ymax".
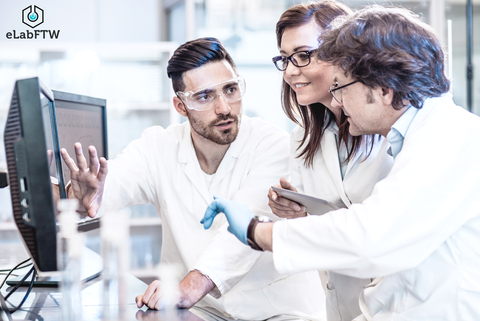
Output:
[{"xmin": 176, "ymin": 76, "xmax": 246, "ymax": 111}]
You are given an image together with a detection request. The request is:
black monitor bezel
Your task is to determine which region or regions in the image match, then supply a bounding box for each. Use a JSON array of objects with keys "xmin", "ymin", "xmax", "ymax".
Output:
[{"xmin": 4, "ymin": 77, "xmax": 60, "ymax": 272}]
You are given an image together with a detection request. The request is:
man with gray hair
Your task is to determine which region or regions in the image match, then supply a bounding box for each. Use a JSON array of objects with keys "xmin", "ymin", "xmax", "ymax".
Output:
[{"xmin": 203, "ymin": 7, "xmax": 480, "ymax": 320}]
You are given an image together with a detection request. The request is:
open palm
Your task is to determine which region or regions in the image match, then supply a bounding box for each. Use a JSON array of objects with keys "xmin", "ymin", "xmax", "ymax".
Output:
[{"xmin": 61, "ymin": 143, "xmax": 108, "ymax": 218}]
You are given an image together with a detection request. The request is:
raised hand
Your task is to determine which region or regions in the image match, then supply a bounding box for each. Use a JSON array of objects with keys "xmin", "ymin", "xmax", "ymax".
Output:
[
  {"xmin": 267, "ymin": 177, "xmax": 306, "ymax": 219},
  {"xmin": 201, "ymin": 196, "xmax": 253, "ymax": 245},
  {"xmin": 60, "ymin": 143, "xmax": 108, "ymax": 218}
]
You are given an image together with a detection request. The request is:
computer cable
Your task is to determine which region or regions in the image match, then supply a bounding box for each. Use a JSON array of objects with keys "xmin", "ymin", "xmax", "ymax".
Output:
[
  {"xmin": 0, "ymin": 263, "xmax": 33, "ymax": 276},
  {"xmin": 0, "ymin": 258, "xmax": 31, "ymax": 290},
  {"xmin": 3, "ymin": 265, "xmax": 35, "ymax": 301},
  {"xmin": 4, "ymin": 266, "xmax": 36, "ymax": 314}
]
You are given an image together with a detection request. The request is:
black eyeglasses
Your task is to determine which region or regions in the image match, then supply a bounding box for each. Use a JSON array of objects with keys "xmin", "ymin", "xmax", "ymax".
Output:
[
  {"xmin": 329, "ymin": 80, "xmax": 358, "ymax": 103},
  {"xmin": 272, "ymin": 49, "xmax": 317, "ymax": 71}
]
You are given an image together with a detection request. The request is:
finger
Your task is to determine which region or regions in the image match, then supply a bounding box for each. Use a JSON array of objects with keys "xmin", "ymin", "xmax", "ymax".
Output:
[
  {"xmin": 97, "ymin": 157, "xmax": 109, "ymax": 181},
  {"xmin": 273, "ymin": 195, "xmax": 302, "ymax": 211},
  {"xmin": 142, "ymin": 280, "xmax": 160, "ymax": 306},
  {"xmin": 47, "ymin": 149, "xmax": 54, "ymax": 168},
  {"xmin": 147, "ymin": 290, "xmax": 162, "ymax": 310},
  {"xmin": 74, "ymin": 143, "xmax": 88, "ymax": 171},
  {"xmin": 270, "ymin": 202, "xmax": 305, "ymax": 218},
  {"xmin": 279, "ymin": 177, "xmax": 292, "ymax": 190},
  {"xmin": 87, "ymin": 206, "xmax": 98, "ymax": 219},
  {"xmin": 136, "ymin": 294, "xmax": 144, "ymax": 308},
  {"xmin": 88, "ymin": 146, "xmax": 100, "ymax": 174},
  {"xmin": 269, "ymin": 201, "xmax": 295, "ymax": 214},
  {"xmin": 267, "ymin": 187, "xmax": 278, "ymax": 202},
  {"xmin": 61, "ymin": 148, "xmax": 79, "ymax": 172},
  {"xmin": 202, "ymin": 201, "xmax": 222, "ymax": 229}
]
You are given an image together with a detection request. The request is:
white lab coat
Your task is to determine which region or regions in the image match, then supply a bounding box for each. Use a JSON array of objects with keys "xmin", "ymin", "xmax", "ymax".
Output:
[
  {"xmin": 102, "ymin": 116, "xmax": 326, "ymax": 320},
  {"xmin": 273, "ymin": 94, "xmax": 480, "ymax": 320},
  {"xmin": 289, "ymin": 124, "xmax": 393, "ymax": 321}
]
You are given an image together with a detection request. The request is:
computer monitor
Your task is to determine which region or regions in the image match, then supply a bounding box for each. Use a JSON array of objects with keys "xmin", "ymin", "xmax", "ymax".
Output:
[
  {"xmin": 3, "ymin": 77, "xmax": 107, "ymax": 278},
  {"xmin": 52, "ymin": 90, "xmax": 108, "ymax": 233},
  {"xmin": 52, "ymin": 90, "xmax": 108, "ymax": 188},
  {"xmin": 4, "ymin": 77, "xmax": 62, "ymax": 273}
]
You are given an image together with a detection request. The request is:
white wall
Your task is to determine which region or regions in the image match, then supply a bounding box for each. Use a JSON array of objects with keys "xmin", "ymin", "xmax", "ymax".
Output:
[{"xmin": 0, "ymin": 0, "xmax": 159, "ymax": 42}]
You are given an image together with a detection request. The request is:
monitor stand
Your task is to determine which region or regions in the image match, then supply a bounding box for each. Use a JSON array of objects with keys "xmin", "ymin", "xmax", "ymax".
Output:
[{"xmin": 6, "ymin": 246, "xmax": 103, "ymax": 288}]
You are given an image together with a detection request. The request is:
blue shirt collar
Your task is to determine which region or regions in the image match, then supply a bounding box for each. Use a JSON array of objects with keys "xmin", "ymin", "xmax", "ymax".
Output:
[{"xmin": 386, "ymin": 106, "xmax": 419, "ymax": 158}]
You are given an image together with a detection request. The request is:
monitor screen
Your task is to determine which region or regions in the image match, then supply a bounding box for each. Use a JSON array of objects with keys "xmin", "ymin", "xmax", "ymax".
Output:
[{"xmin": 52, "ymin": 91, "xmax": 108, "ymax": 186}]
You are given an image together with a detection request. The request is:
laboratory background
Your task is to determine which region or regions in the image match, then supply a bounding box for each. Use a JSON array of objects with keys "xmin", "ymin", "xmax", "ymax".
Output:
[{"xmin": 0, "ymin": 0, "xmax": 479, "ymax": 284}]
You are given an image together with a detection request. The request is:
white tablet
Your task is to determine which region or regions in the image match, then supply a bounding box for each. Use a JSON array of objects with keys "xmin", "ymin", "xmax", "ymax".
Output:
[{"xmin": 271, "ymin": 186, "xmax": 339, "ymax": 216}]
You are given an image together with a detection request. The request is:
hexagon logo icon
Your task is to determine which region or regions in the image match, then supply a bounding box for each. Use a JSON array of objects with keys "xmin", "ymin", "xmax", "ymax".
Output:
[{"xmin": 22, "ymin": 5, "xmax": 44, "ymax": 29}]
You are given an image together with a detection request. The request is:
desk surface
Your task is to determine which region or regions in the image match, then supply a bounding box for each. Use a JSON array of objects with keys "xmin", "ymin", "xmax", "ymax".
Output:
[{"xmin": 2, "ymin": 273, "xmax": 203, "ymax": 321}]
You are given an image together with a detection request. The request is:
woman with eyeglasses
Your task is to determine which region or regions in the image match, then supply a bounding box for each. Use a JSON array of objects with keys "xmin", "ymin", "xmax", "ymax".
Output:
[{"xmin": 267, "ymin": 1, "xmax": 394, "ymax": 320}]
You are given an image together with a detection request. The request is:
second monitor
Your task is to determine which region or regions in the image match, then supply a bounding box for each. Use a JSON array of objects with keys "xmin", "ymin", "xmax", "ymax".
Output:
[{"xmin": 52, "ymin": 90, "xmax": 108, "ymax": 187}]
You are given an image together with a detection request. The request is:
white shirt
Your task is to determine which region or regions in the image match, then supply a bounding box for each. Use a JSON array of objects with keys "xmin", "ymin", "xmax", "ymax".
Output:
[
  {"xmin": 102, "ymin": 116, "xmax": 326, "ymax": 320},
  {"xmin": 273, "ymin": 94, "xmax": 480, "ymax": 320},
  {"xmin": 386, "ymin": 106, "xmax": 419, "ymax": 158}
]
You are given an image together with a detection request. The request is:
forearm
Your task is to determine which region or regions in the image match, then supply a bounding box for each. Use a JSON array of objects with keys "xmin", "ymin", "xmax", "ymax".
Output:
[
  {"xmin": 255, "ymin": 222, "xmax": 274, "ymax": 252},
  {"xmin": 177, "ymin": 270, "xmax": 216, "ymax": 309}
]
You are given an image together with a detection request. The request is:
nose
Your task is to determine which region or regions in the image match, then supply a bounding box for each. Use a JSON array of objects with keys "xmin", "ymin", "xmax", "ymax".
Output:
[
  {"xmin": 331, "ymin": 96, "xmax": 343, "ymax": 109},
  {"xmin": 214, "ymin": 94, "xmax": 231, "ymax": 115},
  {"xmin": 284, "ymin": 61, "xmax": 301, "ymax": 78}
]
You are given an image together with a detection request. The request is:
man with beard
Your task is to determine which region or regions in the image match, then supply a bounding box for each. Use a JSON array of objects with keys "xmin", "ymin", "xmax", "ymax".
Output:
[{"xmin": 61, "ymin": 37, "xmax": 325, "ymax": 320}]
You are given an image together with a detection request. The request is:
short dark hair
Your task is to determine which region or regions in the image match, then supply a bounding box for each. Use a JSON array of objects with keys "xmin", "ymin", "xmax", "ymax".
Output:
[
  {"xmin": 167, "ymin": 37, "xmax": 237, "ymax": 93},
  {"xmin": 317, "ymin": 5, "xmax": 450, "ymax": 110}
]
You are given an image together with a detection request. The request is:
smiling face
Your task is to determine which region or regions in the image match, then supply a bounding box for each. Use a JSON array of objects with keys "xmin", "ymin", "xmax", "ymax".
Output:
[
  {"xmin": 331, "ymin": 66, "xmax": 399, "ymax": 137},
  {"xmin": 280, "ymin": 20, "xmax": 334, "ymax": 109},
  {"xmin": 180, "ymin": 60, "xmax": 242, "ymax": 145}
]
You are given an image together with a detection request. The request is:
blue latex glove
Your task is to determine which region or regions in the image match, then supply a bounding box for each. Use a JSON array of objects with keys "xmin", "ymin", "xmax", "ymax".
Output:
[{"xmin": 201, "ymin": 196, "xmax": 254, "ymax": 245}]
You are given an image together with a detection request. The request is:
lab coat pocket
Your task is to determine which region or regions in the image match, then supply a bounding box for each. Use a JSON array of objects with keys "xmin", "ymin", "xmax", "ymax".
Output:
[
  {"xmin": 263, "ymin": 271, "xmax": 326, "ymax": 320},
  {"xmin": 325, "ymin": 282, "xmax": 341, "ymax": 321}
]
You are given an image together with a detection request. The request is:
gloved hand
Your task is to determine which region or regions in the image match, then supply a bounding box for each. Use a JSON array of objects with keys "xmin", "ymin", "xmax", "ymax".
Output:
[{"xmin": 201, "ymin": 196, "xmax": 254, "ymax": 245}]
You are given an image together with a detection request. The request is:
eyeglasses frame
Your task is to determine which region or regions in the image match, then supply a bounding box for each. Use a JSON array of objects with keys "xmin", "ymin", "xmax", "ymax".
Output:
[
  {"xmin": 272, "ymin": 49, "xmax": 318, "ymax": 71},
  {"xmin": 329, "ymin": 80, "xmax": 359, "ymax": 104}
]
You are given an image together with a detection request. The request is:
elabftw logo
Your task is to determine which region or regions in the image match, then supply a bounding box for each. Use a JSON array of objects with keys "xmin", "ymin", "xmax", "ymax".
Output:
[
  {"xmin": 6, "ymin": 5, "xmax": 60, "ymax": 40},
  {"xmin": 22, "ymin": 5, "xmax": 44, "ymax": 28}
]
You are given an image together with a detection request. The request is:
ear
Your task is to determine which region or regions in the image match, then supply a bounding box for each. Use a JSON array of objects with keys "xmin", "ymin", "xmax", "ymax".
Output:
[
  {"xmin": 381, "ymin": 88, "xmax": 394, "ymax": 106},
  {"xmin": 173, "ymin": 96, "xmax": 188, "ymax": 117}
]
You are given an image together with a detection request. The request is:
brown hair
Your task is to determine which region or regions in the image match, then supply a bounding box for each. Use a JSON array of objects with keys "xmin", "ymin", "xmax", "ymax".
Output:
[
  {"xmin": 167, "ymin": 37, "xmax": 237, "ymax": 93},
  {"xmin": 317, "ymin": 5, "xmax": 450, "ymax": 110},
  {"xmin": 276, "ymin": 0, "xmax": 375, "ymax": 168}
]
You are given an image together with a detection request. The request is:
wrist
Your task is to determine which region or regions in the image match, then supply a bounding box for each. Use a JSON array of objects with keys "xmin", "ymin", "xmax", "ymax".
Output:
[
  {"xmin": 177, "ymin": 270, "xmax": 215, "ymax": 309},
  {"xmin": 247, "ymin": 216, "xmax": 273, "ymax": 251},
  {"xmin": 254, "ymin": 222, "xmax": 274, "ymax": 252}
]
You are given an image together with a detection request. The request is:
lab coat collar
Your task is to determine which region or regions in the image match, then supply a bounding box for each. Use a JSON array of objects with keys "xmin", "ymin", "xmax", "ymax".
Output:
[
  {"xmin": 386, "ymin": 105, "xmax": 419, "ymax": 159},
  {"xmin": 324, "ymin": 118, "xmax": 364, "ymax": 183},
  {"xmin": 178, "ymin": 123, "xmax": 212, "ymax": 204},
  {"xmin": 321, "ymin": 128, "xmax": 354, "ymax": 207}
]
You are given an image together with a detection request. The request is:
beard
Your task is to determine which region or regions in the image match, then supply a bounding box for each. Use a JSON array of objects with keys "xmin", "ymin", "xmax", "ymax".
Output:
[{"xmin": 187, "ymin": 111, "xmax": 241, "ymax": 145}]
